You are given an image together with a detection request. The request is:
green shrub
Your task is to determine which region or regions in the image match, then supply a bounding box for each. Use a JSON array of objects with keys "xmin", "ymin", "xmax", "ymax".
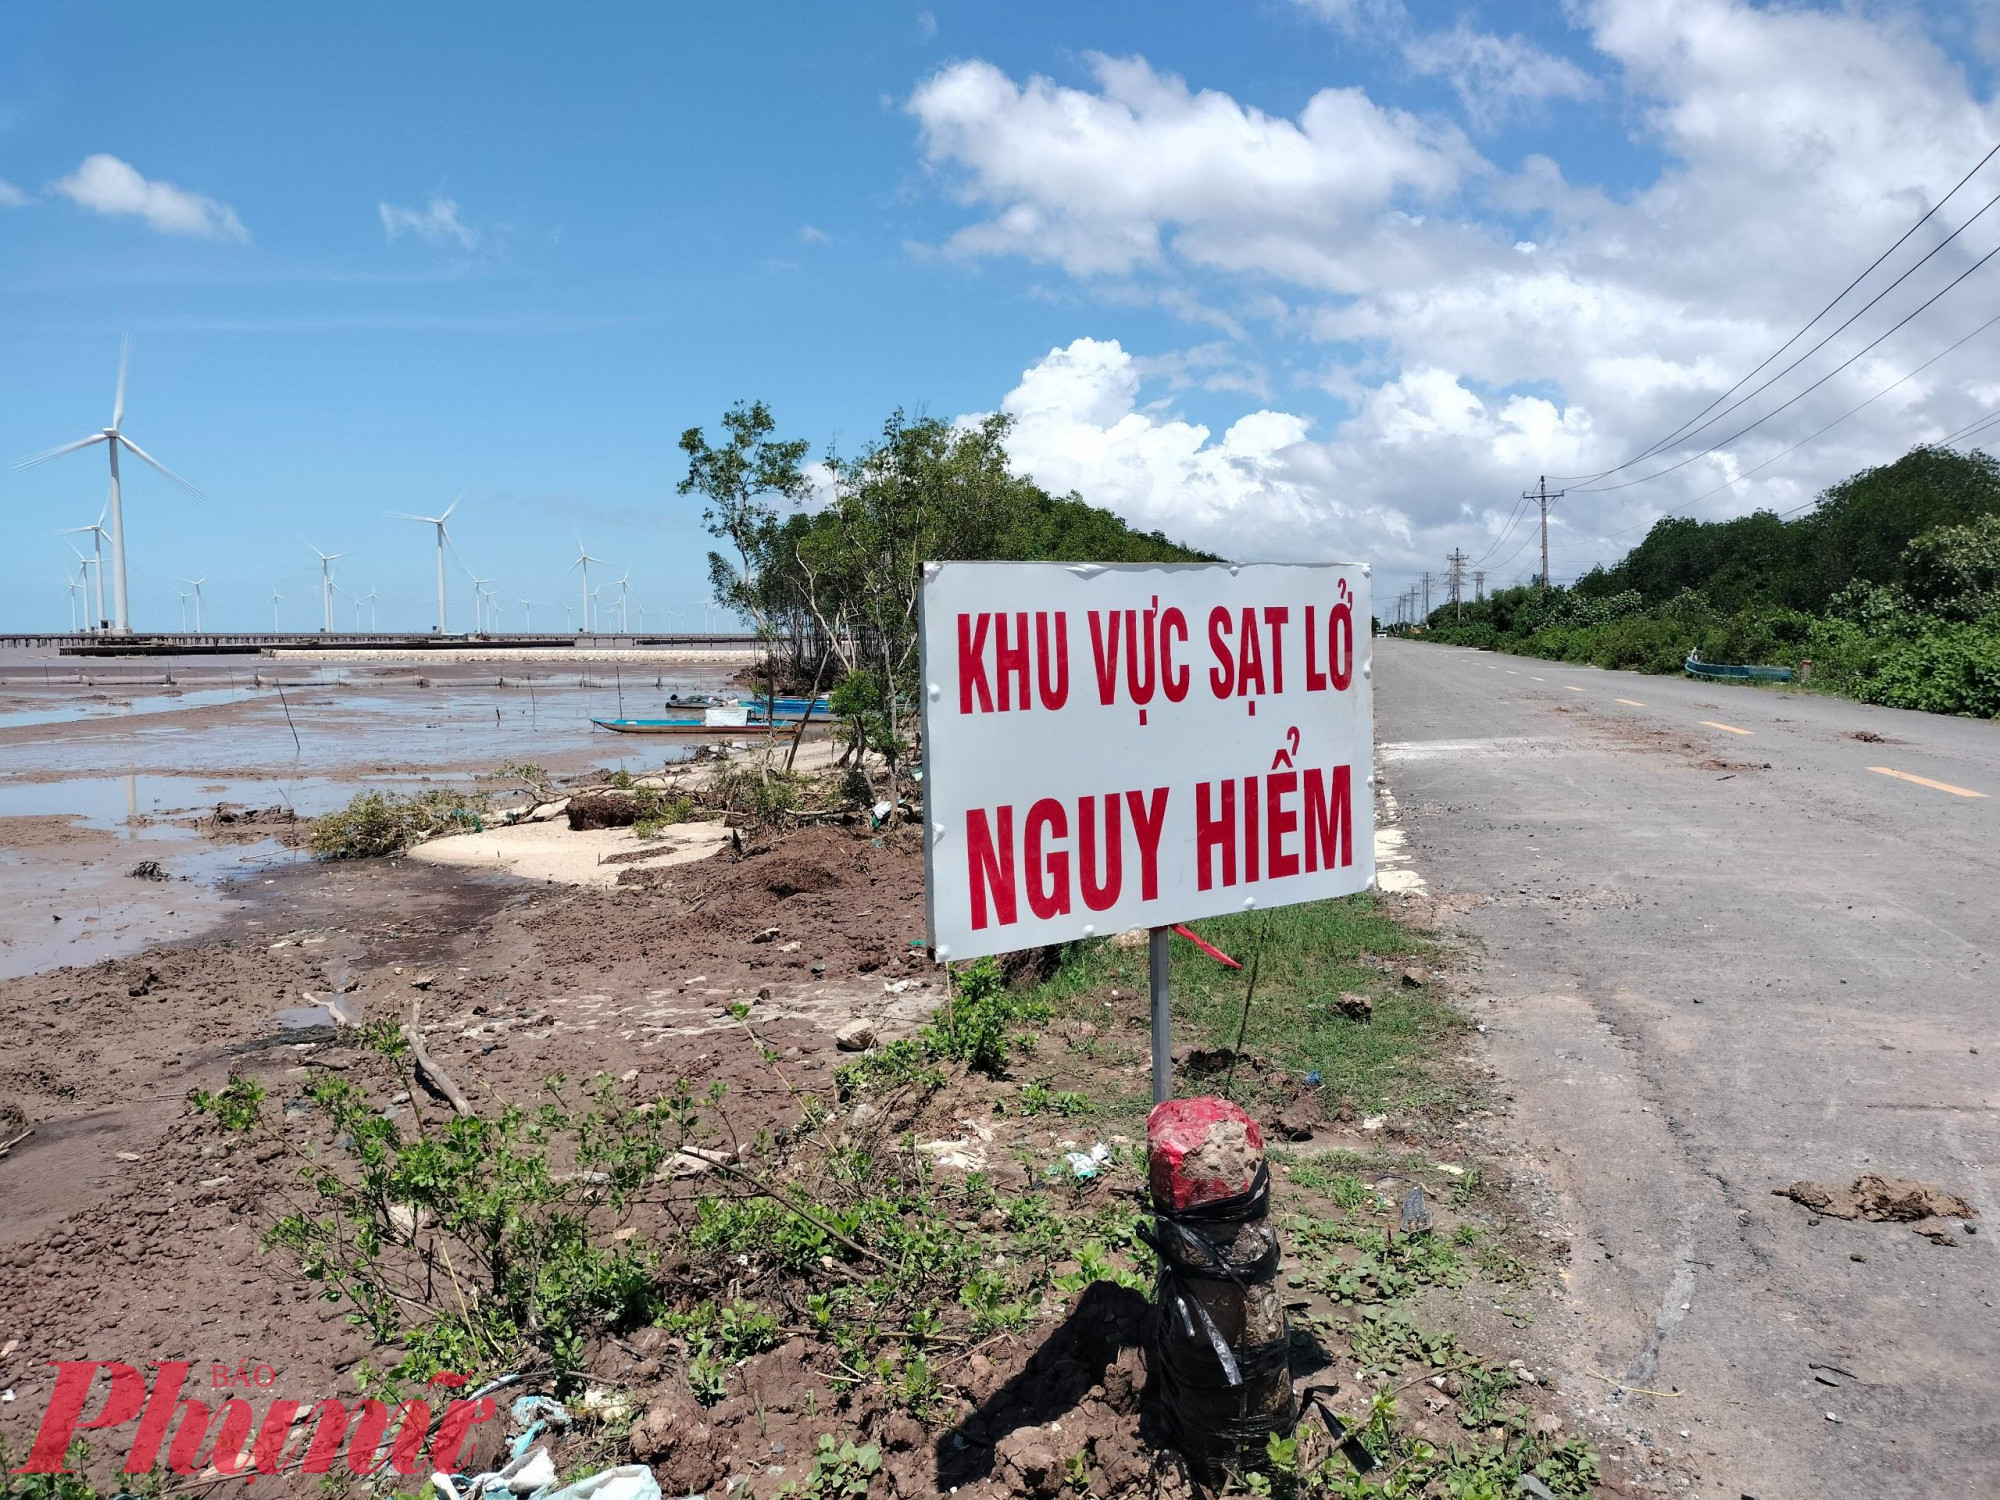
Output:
[
  {"xmin": 633, "ymin": 793, "xmax": 697, "ymax": 840},
  {"xmin": 309, "ymin": 788, "xmax": 486, "ymax": 860},
  {"xmin": 1853, "ymin": 622, "xmax": 2000, "ymax": 717},
  {"xmin": 926, "ymin": 957, "xmax": 1048, "ymax": 1075}
]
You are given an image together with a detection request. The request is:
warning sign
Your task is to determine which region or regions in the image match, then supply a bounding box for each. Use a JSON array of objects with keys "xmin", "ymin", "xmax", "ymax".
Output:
[{"xmin": 919, "ymin": 561, "xmax": 1375, "ymax": 960}]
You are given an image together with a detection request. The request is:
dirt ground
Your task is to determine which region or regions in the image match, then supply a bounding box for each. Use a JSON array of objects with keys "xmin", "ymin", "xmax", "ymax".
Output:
[{"xmin": 0, "ymin": 815, "xmax": 1674, "ymax": 1497}]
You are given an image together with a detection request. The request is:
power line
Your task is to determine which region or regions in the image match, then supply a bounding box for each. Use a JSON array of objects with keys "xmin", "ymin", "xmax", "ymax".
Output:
[
  {"xmin": 1574, "ymin": 183, "xmax": 2000, "ymax": 486},
  {"xmin": 1551, "ymin": 139, "xmax": 2000, "ymax": 485},
  {"xmin": 1471, "ymin": 489, "xmax": 1534, "ymax": 567},
  {"xmin": 1573, "ymin": 235, "xmax": 2000, "ymax": 495},
  {"xmin": 1565, "ymin": 305, "xmax": 2000, "ymax": 552}
]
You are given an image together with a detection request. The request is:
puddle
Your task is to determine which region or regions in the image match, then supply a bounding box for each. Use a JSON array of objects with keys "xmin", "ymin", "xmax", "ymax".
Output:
[
  {"xmin": 276, "ymin": 992, "xmax": 361, "ymax": 1030},
  {"xmin": 0, "ymin": 686, "xmax": 268, "ymax": 731},
  {"xmin": 0, "ymin": 773, "xmax": 348, "ymax": 834},
  {"xmin": 0, "ymin": 835, "xmax": 302, "ymax": 981}
]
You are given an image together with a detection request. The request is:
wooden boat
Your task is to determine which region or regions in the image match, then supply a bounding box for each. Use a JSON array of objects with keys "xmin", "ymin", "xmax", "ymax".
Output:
[
  {"xmin": 592, "ymin": 716, "xmax": 751, "ymax": 735},
  {"xmin": 592, "ymin": 701, "xmax": 827, "ymax": 734},
  {"xmin": 1683, "ymin": 655, "xmax": 1794, "ymax": 684}
]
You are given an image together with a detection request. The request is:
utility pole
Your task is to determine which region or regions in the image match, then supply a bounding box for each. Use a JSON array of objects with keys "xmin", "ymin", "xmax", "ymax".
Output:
[
  {"xmin": 1420, "ymin": 571, "xmax": 1431, "ymax": 623},
  {"xmin": 1446, "ymin": 549, "xmax": 1468, "ymax": 621},
  {"xmin": 1474, "ymin": 569, "xmax": 1486, "ymax": 602},
  {"xmin": 1523, "ymin": 475, "xmax": 1565, "ymax": 588}
]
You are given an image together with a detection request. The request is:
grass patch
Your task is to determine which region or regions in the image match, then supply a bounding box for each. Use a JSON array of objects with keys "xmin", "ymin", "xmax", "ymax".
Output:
[
  {"xmin": 1037, "ymin": 893, "xmax": 1467, "ymax": 1120},
  {"xmin": 308, "ymin": 787, "xmax": 488, "ymax": 860}
]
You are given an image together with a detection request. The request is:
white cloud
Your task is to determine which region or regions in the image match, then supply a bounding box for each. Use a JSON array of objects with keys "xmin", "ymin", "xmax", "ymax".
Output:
[
  {"xmin": 916, "ymin": 2, "xmax": 2000, "ymax": 587},
  {"xmin": 52, "ymin": 155, "xmax": 247, "ymax": 241},
  {"xmin": 1404, "ymin": 24, "xmax": 1598, "ymax": 130},
  {"xmin": 907, "ymin": 54, "xmax": 1473, "ymax": 284},
  {"xmin": 0, "ymin": 180, "xmax": 27, "ymax": 209},
  {"xmin": 994, "ymin": 337, "xmax": 1329, "ymax": 550},
  {"xmin": 379, "ymin": 195, "xmax": 479, "ymax": 251},
  {"xmin": 917, "ymin": 8, "xmax": 938, "ymax": 40},
  {"xmin": 800, "ymin": 224, "xmax": 830, "ymax": 245}
]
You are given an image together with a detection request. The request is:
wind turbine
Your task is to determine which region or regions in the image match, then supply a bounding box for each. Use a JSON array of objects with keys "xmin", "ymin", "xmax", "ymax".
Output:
[
  {"xmin": 563, "ymin": 601, "xmax": 573, "ymax": 631},
  {"xmin": 610, "ymin": 574, "xmax": 634, "ymax": 634},
  {"xmin": 519, "ymin": 598, "xmax": 535, "ymax": 631},
  {"xmin": 66, "ymin": 570, "xmax": 85, "ymax": 632},
  {"xmin": 469, "ymin": 575, "xmax": 492, "ymax": 633},
  {"xmin": 391, "ymin": 495, "xmax": 460, "ymax": 634},
  {"xmin": 15, "ymin": 339, "xmax": 204, "ymax": 634},
  {"xmin": 485, "ymin": 589, "xmax": 502, "ymax": 632},
  {"xmin": 178, "ymin": 577, "xmax": 207, "ymax": 632},
  {"xmin": 567, "ymin": 540, "xmax": 604, "ymax": 634},
  {"xmin": 270, "ymin": 586, "xmax": 284, "ymax": 633},
  {"xmin": 59, "ymin": 515, "xmax": 109, "ymax": 630},
  {"xmin": 306, "ymin": 545, "xmax": 345, "ymax": 633},
  {"xmin": 360, "ymin": 587, "xmax": 380, "ymax": 632},
  {"xmin": 66, "ymin": 543, "xmax": 100, "ymax": 631},
  {"xmin": 176, "ymin": 588, "xmax": 193, "ymax": 632}
]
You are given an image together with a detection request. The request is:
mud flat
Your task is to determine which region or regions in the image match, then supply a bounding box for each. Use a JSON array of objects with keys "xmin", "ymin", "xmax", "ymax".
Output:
[{"xmin": 0, "ymin": 718, "xmax": 1678, "ymax": 1496}]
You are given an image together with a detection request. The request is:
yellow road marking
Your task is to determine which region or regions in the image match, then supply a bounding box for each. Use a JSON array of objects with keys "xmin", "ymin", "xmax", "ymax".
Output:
[
  {"xmin": 1868, "ymin": 766, "xmax": 1987, "ymax": 799},
  {"xmin": 1701, "ymin": 720, "xmax": 1752, "ymax": 735},
  {"xmin": 1616, "ymin": 698, "xmax": 1646, "ymax": 707},
  {"xmin": 1564, "ymin": 685, "xmax": 1584, "ymax": 692}
]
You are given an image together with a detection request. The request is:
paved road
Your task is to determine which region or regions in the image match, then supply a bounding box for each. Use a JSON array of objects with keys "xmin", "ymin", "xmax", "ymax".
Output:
[{"xmin": 1373, "ymin": 637, "xmax": 1998, "ymax": 1500}]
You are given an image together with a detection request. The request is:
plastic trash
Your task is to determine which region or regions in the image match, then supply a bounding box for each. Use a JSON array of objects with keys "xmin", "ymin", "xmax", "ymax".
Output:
[
  {"xmin": 1398, "ymin": 1185, "xmax": 1432, "ymax": 1235},
  {"xmin": 537, "ymin": 1466, "xmax": 662, "ymax": 1500},
  {"xmin": 1303, "ymin": 1070, "xmax": 1322, "ymax": 1086},
  {"xmin": 431, "ymin": 1445, "xmax": 557, "ymax": 1500},
  {"xmin": 507, "ymin": 1395, "xmax": 571, "ymax": 1460},
  {"xmin": 1059, "ymin": 1142, "xmax": 1115, "ymax": 1179}
]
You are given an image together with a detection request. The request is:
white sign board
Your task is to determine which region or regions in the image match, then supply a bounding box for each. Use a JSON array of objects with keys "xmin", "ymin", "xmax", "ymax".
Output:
[{"xmin": 920, "ymin": 561, "xmax": 1374, "ymax": 961}]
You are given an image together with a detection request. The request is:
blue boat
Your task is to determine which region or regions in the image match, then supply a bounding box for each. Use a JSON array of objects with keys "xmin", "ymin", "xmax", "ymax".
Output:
[
  {"xmin": 593, "ymin": 697, "xmax": 829, "ymax": 734},
  {"xmin": 1683, "ymin": 655, "xmax": 1794, "ymax": 684}
]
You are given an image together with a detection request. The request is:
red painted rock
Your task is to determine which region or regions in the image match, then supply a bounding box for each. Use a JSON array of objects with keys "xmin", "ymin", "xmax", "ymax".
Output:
[{"xmin": 1147, "ymin": 1096, "xmax": 1265, "ymax": 1212}]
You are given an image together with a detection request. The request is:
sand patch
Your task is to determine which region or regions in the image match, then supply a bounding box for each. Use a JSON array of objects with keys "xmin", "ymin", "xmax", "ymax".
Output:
[{"xmin": 406, "ymin": 817, "xmax": 730, "ymax": 886}]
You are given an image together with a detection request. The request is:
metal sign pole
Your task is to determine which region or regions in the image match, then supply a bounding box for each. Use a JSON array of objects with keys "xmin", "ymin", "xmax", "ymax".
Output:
[{"xmin": 1150, "ymin": 925, "xmax": 1171, "ymax": 1105}]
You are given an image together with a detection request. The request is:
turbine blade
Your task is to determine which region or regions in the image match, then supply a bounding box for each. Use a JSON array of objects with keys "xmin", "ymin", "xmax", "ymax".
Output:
[
  {"xmin": 113, "ymin": 337, "xmax": 129, "ymax": 430},
  {"xmin": 15, "ymin": 433, "xmax": 109, "ymax": 469},
  {"xmin": 116, "ymin": 436, "xmax": 206, "ymax": 499},
  {"xmin": 442, "ymin": 492, "xmax": 463, "ymax": 521},
  {"xmin": 389, "ymin": 512, "xmax": 437, "ymax": 523}
]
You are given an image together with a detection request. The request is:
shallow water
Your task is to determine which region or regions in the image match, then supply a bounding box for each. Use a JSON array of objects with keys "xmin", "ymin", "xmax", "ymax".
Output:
[
  {"xmin": 0, "ymin": 685, "xmax": 267, "ymax": 730},
  {"xmin": 0, "ymin": 668, "xmax": 746, "ymax": 979}
]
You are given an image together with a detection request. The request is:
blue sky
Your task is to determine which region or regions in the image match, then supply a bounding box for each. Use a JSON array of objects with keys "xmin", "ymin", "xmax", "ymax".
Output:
[{"xmin": 6, "ymin": 1, "xmax": 2000, "ymax": 630}]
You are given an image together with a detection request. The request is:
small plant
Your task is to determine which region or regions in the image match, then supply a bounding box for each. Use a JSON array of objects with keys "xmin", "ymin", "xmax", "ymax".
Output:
[
  {"xmin": 1448, "ymin": 1166, "xmax": 1484, "ymax": 1209},
  {"xmin": 1016, "ymin": 1081, "xmax": 1086, "ymax": 1116},
  {"xmin": 774, "ymin": 1433, "xmax": 881, "ymax": 1500},
  {"xmin": 1349, "ymin": 1306, "xmax": 1457, "ymax": 1369},
  {"xmin": 633, "ymin": 794, "xmax": 697, "ymax": 840},
  {"xmin": 188, "ymin": 1072, "xmax": 265, "ymax": 1131},
  {"xmin": 834, "ymin": 1038, "xmax": 943, "ymax": 1100},
  {"xmin": 265, "ymin": 1072, "xmax": 698, "ymax": 1388},
  {"xmin": 927, "ymin": 957, "xmax": 1047, "ymax": 1075},
  {"xmin": 1534, "ymin": 1439, "xmax": 1602, "ymax": 1497},
  {"xmin": 1453, "ymin": 1363, "xmax": 1519, "ymax": 1428},
  {"xmin": 309, "ymin": 788, "xmax": 487, "ymax": 860}
]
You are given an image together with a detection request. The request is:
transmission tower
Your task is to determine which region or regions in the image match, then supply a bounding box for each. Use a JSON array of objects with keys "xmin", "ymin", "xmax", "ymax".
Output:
[
  {"xmin": 1474, "ymin": 569, "xmax": 1486, "ymax": 601},
  {"xmin": 1446, "ymin": 549, "xmax": 1468, "ymax": 621}
]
